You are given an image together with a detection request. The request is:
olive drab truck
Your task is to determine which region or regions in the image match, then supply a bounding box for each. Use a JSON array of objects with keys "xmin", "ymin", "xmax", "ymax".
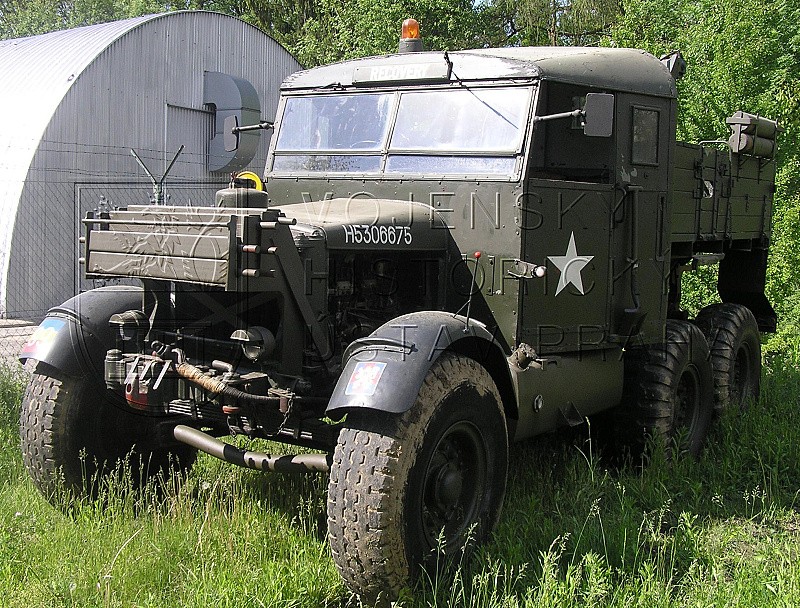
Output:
[{"xmin": 19, "ymin": 20, "xmax": 777, "ymax": 603}]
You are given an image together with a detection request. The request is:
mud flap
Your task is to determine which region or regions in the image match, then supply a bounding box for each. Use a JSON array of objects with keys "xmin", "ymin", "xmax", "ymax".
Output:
[{"xmin": 19, "ymin": 286, "xmax": 143, "ymax": 378}]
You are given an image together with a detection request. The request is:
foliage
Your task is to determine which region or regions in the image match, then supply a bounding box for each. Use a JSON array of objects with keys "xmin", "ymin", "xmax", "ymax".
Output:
[
  {"xmin": 240, "ymin": 0, "xmax": 318, "ymax": 51},
  {"xmin": 245, "ymin": 0, "xmax": 622, "ymax": 66},
  {"xmin": 274, "ymin": 0, "xmax": 482, "ymax": 67},
  {"xmin": 0, "ymin": 0, "xmax": 627, "ymax": 65},
  {"xmin": 481, "ymin": 0, "xmax": 623, "ymax": 47},
  {"xmin": 0, "ymin": 0, "xmax": 133, "ymax": 37},
  {"xmin": 612, "ymin": 0, "xmax": 800, "ymax": 148}
]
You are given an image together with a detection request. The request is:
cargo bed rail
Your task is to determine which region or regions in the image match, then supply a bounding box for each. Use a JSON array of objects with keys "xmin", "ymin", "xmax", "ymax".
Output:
[{"xmin": 82, "ymin": 205, "xmax": 293, "ymax": 289}]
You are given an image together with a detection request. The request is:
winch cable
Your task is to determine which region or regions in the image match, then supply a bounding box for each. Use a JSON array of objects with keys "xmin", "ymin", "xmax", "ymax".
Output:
[{"xmin": 174, "ymin": 360, "xmax": 279, "ymax": 404}]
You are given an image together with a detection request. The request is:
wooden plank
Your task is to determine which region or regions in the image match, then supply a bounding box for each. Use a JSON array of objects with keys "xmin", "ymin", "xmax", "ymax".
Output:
[
  {"xmin": 86, "ymin": 251, "xmax": 228, "ymax": 286},
  {"xmin": 89, "ymin": 231, "xmax": 229, "ymax": 260}
]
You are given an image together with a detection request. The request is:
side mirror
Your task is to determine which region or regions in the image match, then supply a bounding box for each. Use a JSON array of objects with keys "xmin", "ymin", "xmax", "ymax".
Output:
[{"xmin": 583, "ymin": 93, "xmax": 614, "ymax": 137}]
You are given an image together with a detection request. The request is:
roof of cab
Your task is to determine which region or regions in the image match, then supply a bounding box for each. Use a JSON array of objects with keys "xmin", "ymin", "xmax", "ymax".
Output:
[{"xmin": 282, "ymin": 46, "xmax": 677, "ymax": 98}]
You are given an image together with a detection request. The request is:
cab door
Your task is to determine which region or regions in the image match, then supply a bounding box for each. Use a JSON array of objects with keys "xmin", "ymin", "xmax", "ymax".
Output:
[
  {"xmin": 519, "ymin": 180, "xmax": 614, "ymax": 354},
  {"xmin": 609, "ymin": 94, "xmax": 674, "ymax": 346},
  {"xmin": 519, "ymin": 82, "xmax": 616, "ymax": 355}
]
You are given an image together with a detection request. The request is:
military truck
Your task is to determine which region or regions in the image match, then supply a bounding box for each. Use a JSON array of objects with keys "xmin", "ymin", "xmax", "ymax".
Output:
[{"xmin": 20, "ymin": 24, "xmax": 777, "ymax": 602}]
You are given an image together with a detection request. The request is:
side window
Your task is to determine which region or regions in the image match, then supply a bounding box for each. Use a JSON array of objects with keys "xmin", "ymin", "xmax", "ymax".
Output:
[
  {"xmin": 632, "ymin": 106, "xmax": 660, "ymax": 165},
  {"xmin": 531, "ymin": 82, "xmax": 614, "ymax": 183}
]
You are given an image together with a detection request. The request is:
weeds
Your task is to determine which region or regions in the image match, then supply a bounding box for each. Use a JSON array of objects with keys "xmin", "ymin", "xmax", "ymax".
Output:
[{"xmin": 3, "ymin": 360, "xmax": 800, "ymax": 606}]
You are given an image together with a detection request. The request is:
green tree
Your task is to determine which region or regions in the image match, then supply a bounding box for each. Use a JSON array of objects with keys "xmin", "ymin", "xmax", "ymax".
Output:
[
  {"xmin": 245, "ymin": 0, "xmax": 482, "ymax": 67},
  {"xmin": 478, "ymin": 0, "xmax": 622, "ymax": 47},
  {"xmin": 613, "ymin": 0, "xmax": 800, "ymax": 147},
  {"xmin": 242, "ymin": 0, "xmax": 317, "ymax": 46}
]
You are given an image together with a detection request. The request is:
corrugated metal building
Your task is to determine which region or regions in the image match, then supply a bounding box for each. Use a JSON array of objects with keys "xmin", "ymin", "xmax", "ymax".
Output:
[{"xmin": 0, "ymin": 11, "xmax": 300, "ymax": 320}]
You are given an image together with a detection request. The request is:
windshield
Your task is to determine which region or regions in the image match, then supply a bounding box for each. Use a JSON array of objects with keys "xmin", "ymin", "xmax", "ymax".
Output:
[
  {"xmin": 390, "ymin": 88, "xmax": 528, "ymax": 152},
  {"xmin": 271, "ymin": 86, "xmax": 531, "ymax": 177},
  {"xmin": 275, "ymin": 93, "xmax": 393, "ymax": 152}
]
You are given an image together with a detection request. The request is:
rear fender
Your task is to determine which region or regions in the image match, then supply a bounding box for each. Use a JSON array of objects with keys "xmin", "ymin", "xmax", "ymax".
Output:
[
  {"xmin": 326, "ymin": 311, "xmax": 514, "ymax": 417},
  {"xmin": 20, "ymin": 286, "xmax": 143, "ymax": 378}
]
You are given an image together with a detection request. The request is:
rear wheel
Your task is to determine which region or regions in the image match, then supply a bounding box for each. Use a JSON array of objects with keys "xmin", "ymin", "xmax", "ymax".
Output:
[
  {"xmin": 695, "ymin": 303, "xmax": 761, "ymax": 412},
  {"xmin": 622, "ymin": 320, "xmax": 714, "ymax": 457},
  {"xmin": 327, "ymin": 353, "xmax": 508, "ymax": 603},
  {"xmin": 20, "ymin": 364, "xmax": 195, "ymax": 500}
]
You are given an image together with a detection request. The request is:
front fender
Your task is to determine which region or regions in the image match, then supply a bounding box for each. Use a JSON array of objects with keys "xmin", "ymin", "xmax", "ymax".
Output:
[
  {"xmin": 326, "ymin": 311, "xmax": 511, "ymax": 416},
  {"xmin": 19, "ymin": 286, "xmax": 143, "ymax": 378}
]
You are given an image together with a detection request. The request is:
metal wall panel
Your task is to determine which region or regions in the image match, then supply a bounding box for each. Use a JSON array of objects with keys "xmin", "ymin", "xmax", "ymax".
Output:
[
  {"xmin": 0, "ymin": 12, "xmax": 301, "ymax": 319},
  {"xmin": 0, "ymin": 15, "xmax": 154, "ymax": 317}
]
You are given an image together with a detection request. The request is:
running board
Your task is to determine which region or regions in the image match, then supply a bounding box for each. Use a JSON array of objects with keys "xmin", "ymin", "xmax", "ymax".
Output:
[{"xmin": 173, "ymin": 424, "xmax": 331, "ymax": 473}]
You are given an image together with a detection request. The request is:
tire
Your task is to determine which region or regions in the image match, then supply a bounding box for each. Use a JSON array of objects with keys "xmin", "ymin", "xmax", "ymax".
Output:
[
  {"xmin": 695, "ymin": 303, "xmax": 761, "ymax": 412},
  {"xmin": 623, "ymin": 320, "xmax": 714, "ymax": 458},
  {"xmin": 327, "ymin": 353, "xmax": 508, "ymax": 603},
  {"xmin": 20, "ymin": 364, "xmax": 195, "ymax": 500}
]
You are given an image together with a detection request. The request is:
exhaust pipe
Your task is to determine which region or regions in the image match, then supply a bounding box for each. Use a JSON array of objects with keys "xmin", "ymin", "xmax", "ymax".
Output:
[{"xmin": 173, "ymin": 424, "xmax": 331, "ymax": 473}]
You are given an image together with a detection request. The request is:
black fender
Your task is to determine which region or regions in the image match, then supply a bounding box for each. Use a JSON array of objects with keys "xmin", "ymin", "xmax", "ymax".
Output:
[
  {"xmin": 19, "ymin": 286, "xmax": 143, "ymax": 378},
  {"xmin": 326, "ymin": 311, "xmax": 516, "ymax": 419}
]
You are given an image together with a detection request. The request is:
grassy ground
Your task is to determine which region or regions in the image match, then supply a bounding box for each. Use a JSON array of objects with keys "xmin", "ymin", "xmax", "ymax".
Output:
[{"xmin": 2, "ymin": 358, "xmax": 800, "ymax": 607}]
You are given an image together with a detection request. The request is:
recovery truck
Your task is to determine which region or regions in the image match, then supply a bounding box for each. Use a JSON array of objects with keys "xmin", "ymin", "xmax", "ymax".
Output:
[{"xmin": 20, "ymin": 22, "xmax": 777, "ymax": 602}]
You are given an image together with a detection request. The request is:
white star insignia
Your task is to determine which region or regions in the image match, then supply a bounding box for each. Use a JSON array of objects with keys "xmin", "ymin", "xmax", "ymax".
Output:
[{"xmin": 548, "ymin": 232, "xmax": 594, "ymax": 296}]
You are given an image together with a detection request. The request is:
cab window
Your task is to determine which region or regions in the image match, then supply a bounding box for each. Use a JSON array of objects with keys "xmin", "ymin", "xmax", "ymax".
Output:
[{"xmin": 271, "ymin": 86, "xmax": 532, "ymax": 178}]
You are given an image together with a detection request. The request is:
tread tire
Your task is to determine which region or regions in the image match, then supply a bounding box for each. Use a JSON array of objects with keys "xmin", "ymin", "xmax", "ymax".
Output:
[
  {"xmin": 20, "ymin": 364, "xmax": 195, "ymax": 500},
  {"xmin": 622, "ymin": 320, "xmax": 714, "ymax": 458},
  {"xmin": 695, "ymin": 303, "xmax": 761, "ymax": 412},
  {"xmin": 327, "ymin": 353, "xmax": 508, "ymax": 603}
]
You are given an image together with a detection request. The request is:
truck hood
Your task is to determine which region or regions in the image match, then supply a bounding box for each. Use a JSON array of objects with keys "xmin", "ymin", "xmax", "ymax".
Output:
[{"xmin": 278, "ymin": 198, "xmax": 449, "ymax": 250}]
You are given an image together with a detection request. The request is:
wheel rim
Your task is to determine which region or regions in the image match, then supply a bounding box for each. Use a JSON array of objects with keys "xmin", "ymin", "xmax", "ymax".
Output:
[
  {"xmin": 420, "ymin": 420, "xmax": 487, "ymax": 550},
  {"xmin": 674, "ymin": 365, "xmax": 702, "ymax": 439}
]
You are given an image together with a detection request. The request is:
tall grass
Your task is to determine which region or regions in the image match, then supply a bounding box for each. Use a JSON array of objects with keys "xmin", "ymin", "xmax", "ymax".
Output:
[
  {"xmin": 2, "ymin": 359, "xmax": 800, "ymax": 607},
  {"xmin": 409, "ymin": 359, "xmax": 800, "ymax": 607}
]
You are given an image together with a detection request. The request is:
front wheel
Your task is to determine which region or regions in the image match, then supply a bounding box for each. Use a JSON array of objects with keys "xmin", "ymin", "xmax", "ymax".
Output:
[
  {"xmin": 326, "ymin": 353, "xmax": 508, "ymax": 603},
  {"xmin": 20, "ymin": 364, "xmax": 195, "ymax": 500}
]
